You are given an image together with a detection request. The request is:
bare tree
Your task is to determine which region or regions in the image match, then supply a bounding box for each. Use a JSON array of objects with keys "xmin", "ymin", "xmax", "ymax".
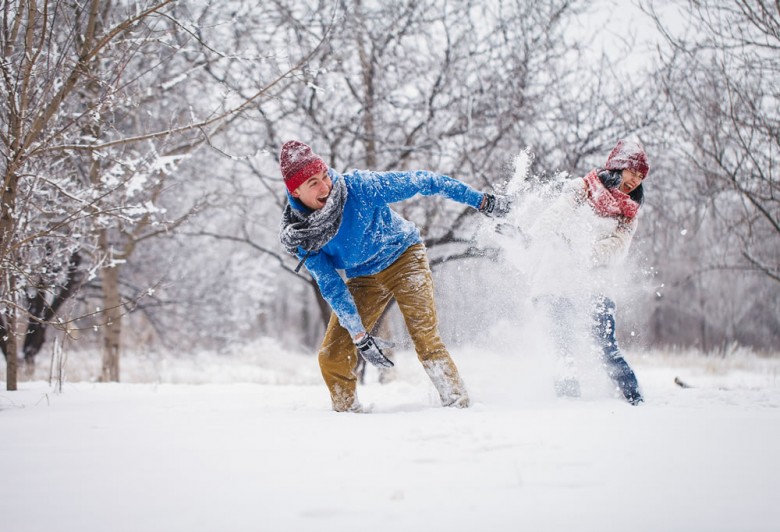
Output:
[
  {"xmin": 646, "ymin": 0, "xmax": 779, "ymax": 282},
  {"xmin": 1, "ymin": 1, "xmax": 182, "ymax": 389},
  {"xmin": 624, "ymin": 0, "xmax": 780, "ymax": 351},
  {"xmin": 0, "ymin": 0, "xmax": 326, "ymax": 387}
]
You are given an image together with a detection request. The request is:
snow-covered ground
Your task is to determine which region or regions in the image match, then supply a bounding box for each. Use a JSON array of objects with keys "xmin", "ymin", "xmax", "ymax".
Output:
[{"xmin": 2, "ymin": 342, "xmax": 779, "ymax": 532}]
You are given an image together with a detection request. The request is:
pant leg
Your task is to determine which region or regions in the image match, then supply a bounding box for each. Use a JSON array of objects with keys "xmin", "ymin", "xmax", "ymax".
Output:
[
  {"xmin": 591, "ymin": 295, "xmax": 642, "ymax": 404},
  {"xmin": 384, "ymin": 244, "xmax": 469, "ymax": 407},
  {"xmin": 318, "ymin": 274, "xmax": 393, "ymax": 412},
  {"xmin": 544, "ymin": 295, "xmax": 577, "ymax": 362},
  {"xmin": 533, "ymin": 295, "xmax": 581, "ymax": 397}
]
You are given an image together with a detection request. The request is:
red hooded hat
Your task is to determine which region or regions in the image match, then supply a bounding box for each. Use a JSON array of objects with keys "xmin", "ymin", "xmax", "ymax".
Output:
[{"xmin": 605, "ymin": 139, "xmax": 650, "ymax": 178}]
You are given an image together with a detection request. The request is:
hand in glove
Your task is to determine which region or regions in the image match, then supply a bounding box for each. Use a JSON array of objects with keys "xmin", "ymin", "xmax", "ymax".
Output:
[
  {"xmin": 479, "ymin": 193, "xmax": 512, "ymax": 217},
  {"xmin": 355, "ymin": 334, "xmax": 395, "ymax": 368}
]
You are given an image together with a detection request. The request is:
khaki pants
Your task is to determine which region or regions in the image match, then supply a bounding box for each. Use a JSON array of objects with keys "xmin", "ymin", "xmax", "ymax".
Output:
[{"xmin": 318, "ymin": 243, "xmax": 469, "ymax": 411}]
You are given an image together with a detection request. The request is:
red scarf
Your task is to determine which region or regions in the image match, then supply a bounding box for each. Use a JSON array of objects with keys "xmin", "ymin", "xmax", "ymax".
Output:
[{"xmin": 583, "ymin": 170, "xmax": 639, "ymax": 221}]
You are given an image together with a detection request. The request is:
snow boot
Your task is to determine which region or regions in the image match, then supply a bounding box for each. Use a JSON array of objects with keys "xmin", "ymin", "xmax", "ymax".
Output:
[
  {"xmin": 422, "ymin": 358, "xmax": 470, "ymax": 408},
  {"xmin": 328, "ymin": 383, "xmax": 365, "ymax": 413},
  {"xmin": 622, "ymin": 388, "xmax": 644, "ymax": 406}
]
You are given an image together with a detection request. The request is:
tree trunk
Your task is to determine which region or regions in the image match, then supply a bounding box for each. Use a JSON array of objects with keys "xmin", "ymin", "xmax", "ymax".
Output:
[
  {"xmin": 5, "ymin": 274, "xmax": 18, "ymax": 391},
  {"xmin": 100, "ymin": 259, "xmax": 123, "ymax": 382},
  {"xmin": 1, "ymin": 165, "xmax": 19, "ymax": 263},
  {"xmin": 22, "ymin": 251, "xmax": 84, "ymax": 368},
  {"xmin": 1, "ymin": 167, "xmax": 19, "ymax": 390}
]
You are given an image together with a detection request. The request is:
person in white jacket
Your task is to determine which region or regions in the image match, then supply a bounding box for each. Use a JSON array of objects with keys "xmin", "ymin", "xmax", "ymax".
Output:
[{"xmin": 529, "ymin": 139, "xmax": 649, "ymax": 405}]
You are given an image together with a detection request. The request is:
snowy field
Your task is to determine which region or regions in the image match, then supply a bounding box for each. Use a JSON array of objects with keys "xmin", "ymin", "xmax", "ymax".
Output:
[{"xmin": 2, "ymin": 341, "xmax": 780, "ymax": 532}]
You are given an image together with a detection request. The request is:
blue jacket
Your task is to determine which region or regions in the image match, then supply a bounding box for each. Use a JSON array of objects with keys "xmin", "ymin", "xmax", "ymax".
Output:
[{"xmin": 287, "ymin": 168, "xmax": 484, "ymax": 337}]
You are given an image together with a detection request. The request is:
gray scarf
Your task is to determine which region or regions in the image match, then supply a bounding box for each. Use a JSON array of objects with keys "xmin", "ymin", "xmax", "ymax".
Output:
[{"xmin": 279, "ymin": 174, "xmax": 347, "ymax": 258}]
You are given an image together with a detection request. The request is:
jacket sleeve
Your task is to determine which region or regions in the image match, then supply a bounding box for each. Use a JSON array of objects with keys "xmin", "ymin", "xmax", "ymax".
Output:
[
  {"xmin": 355, "ymin": 170, "xmax": 485, "ymax": 209},
  {"xmin": 591, "ymin": 216, "xmax": 638, "ymax": 268},
  {"xmin": 303, "ymin": 250, "xmax": 364, "ymax": 337}
]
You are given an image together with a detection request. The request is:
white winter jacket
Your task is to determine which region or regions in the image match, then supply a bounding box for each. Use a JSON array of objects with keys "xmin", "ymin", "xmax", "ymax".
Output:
[{"xmin": 526, "ymin": 177, "xmax": 638, "ymax": 299}]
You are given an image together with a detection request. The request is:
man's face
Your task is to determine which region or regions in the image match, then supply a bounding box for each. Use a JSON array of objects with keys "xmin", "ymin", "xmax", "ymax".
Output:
[{"xmin": 292, "ymin": 169, "xmax": 332, "ymax": 210}]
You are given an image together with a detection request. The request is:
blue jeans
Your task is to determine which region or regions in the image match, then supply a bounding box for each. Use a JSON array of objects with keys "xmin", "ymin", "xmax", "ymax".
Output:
[
  {"xmin": 539, "ymin": 294, "xmax": 642, "ymax": 404},
  {"xmin": 591, "ymin": 296, "xmax": 642, "ymax": 404}
]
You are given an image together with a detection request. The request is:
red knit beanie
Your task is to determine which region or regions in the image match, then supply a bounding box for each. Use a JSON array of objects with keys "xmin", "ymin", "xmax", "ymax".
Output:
[
  {"xmin": 605, "ymin": 139, "xmax": 650, "ymax": 178},
  {"xmin": 280, "ymin": 140, "xmax": 328, "ymax": 193}
]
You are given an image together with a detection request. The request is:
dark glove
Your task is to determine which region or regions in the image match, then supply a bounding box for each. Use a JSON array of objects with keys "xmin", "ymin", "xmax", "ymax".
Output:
[
  {"xmin": 479, "ymin": 193, "xmax": 511, "ymax": 217},
  {"xmin": 355, "ymin": 334, "xmax": 395, "ymax": 368}
]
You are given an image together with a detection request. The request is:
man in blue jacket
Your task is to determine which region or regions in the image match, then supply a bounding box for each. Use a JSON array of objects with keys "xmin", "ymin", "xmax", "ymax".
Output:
[{"xmin": 279, "ymin": 140, "xmax": 509, "ymax": 412}]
